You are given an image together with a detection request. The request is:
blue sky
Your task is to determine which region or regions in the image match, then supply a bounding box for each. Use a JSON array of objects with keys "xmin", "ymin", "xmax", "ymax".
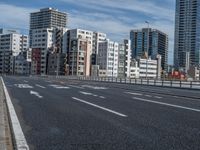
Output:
[{"xmin": 0, "ymin": 0, "xmax": 175, "ymax": 64}]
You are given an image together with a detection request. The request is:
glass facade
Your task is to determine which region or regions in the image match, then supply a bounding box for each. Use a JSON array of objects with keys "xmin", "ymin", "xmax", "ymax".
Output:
[
  {"xmin": 130, "ymin": 28, "xmax": 168, "ymax": 71},
  {"xmin": 174, "ymin": 0, "xmax": 200, "ymax": 69}
]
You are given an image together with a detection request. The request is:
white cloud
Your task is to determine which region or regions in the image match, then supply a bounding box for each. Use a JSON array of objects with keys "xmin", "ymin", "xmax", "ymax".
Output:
[
  {"xmin": 63, "ymin": 0, "xmax": 175, "ymax": 64},
  {"xmin": 62, "ymin": 0, "xmax": 175, "ymax": 21},
  {"xmin": 0, "ymin": 1, "xmax": 175, "ymax": 64},
  {"xmin": 0, "ymin": 4, "xmax": 36, "ymax": 31}
]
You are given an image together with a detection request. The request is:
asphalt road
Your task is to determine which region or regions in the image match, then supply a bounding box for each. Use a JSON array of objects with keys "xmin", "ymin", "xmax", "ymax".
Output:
[{"xmin": 3, "ymin": 76, "xmax": 200, "ymax": 150}]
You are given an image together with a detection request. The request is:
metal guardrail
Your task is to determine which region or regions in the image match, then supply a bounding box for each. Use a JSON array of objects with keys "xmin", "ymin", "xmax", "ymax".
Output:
[{"xmin": 46, "ymin": 76, "xmax": 200, "ymax": 90}]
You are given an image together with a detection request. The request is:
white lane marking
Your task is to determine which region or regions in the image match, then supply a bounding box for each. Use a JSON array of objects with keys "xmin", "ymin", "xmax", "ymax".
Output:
[
  {"xmin": 35, "ymin": 84, "xmax": 46, "ymax": 89},
  {"xmin": 145, "ymin": 95, "xmax": 152, "ymax": 98},
  {"xmin": 30, "ymin": 90, "xmax": 43, "ymax": 99},
  {"xmin": 154, "ymin": 96, "xmax": 162, "ymax": 99},
  {"xmin": 15, "ymin": 84, "xmax": 33, "ymax": 89},
  {"xmin": 79, "ymin": 91, "xmax": 106, "ymax": 99},
  {"xmin": 24, "ymin": 80, "xmax": 28, "ymax": 83},
  {"xmin": 125, "ymin": 92, "xmax": 142, "ymax": 96},
  {"xmin": 1, "ymin": 78, "xmax": 29, "ymax": 149},
  {"xmin": 82, "ymin": 85, "xmax": 108, "ymax": 90},
  {"xmin": 132, "ymin": 97, "xmax": 200, "ymax": 113},
  {"xmin": 72, "ymin": 97, "xmax": 127, "ymax": 117},
  {"xmin": 69, "ymin": 85, "xmax": 84, "ymax": 89},
  {"xmin": 49, "ymin": 84, "xmax": 70, "ymax": 89},
  {"xmin": 79, "ymin": 91, "xmax": 93, "ymax": 95},
  {"xmin": 99, "ymin": 96, "xmax": 105, "ymax": 99}
]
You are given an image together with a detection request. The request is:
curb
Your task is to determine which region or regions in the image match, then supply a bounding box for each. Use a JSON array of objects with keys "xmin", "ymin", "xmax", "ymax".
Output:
[{"xmin": 1, "ymin": 77, "xmax": 29, "ymax": 150}]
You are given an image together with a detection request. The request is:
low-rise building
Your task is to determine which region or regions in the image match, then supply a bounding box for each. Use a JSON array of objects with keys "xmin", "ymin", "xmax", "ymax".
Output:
[
  {"xmin": 188, "ymin": 66, "xmax": 200, "ymax": 80},
  {"xmin": 139, "ymin": 58, "xmax": 160, "ymax": 79},
  {"xmin": 47, "ymin": 53, "xmax": 66, "ymax": 75},
  {"xmin": 12, "ymin": 53, "xmax": 30, "ymax": 75},
  {"xmin": 129, "ymin": 60, "xmax": 140, "ymax": 78}
]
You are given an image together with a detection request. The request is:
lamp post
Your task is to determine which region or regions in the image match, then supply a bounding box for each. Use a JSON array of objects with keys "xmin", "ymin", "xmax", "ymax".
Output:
[{"xmin": 145, "ymin": 21, "xmax": 150, "ymax": 79}]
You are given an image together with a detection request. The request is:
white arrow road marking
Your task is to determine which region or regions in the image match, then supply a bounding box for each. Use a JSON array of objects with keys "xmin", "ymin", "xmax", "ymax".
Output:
[
  {"xmin": 30, "ymin": 91, "xmax": 43, "ymax": 99},
  {"xmin": 132, "ymin": 97, "xmax": 200, "ymax": 113},
  {"xmin": 125, "ymin": 92, "xmax": 142, "ymax": 96},
  {"xmin": 72, "ymin": 97, "xmax": 127, "ymax": 117},
  {"xmin": 49, "ymin": 84, "xmax": 70, "ymax": 89},
  {"xmin": 24, "ymin": 80, "xmax": 28, "ymax": 83},
  {"xmin": 35, "ymin": 84, "xmax": 46, "ymax": 89},
  {"xmin": 15, "ymin": 84, "xmax": 33, "ymax": 89}
]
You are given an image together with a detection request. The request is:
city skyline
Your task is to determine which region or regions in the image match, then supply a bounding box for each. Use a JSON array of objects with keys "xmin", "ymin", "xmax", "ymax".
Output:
[{"xmin": 0, "ymin": 0, "xmax": 175, "ymax": 64}]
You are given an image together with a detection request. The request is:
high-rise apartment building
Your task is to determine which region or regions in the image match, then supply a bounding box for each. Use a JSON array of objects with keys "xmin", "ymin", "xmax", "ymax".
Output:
[
  {"xmin": 174, "ymin": 0, "xmax": 200, "ymax": 70},
  {"xmin": 30, "ymin": 8, "xmax": 67, "ymax": 47},
  {"xmin": 29, "ymin": 8, "xmax": 67, "ymax": 75},
  {"xmin": 130, "ymin": 28, "xmax": 168, "ymax": 71}
]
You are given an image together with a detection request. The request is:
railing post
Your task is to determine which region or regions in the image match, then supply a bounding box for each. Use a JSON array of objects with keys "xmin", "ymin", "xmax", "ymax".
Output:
[
  {"xmin": 180, "ymin": 80, "xmax": 182, "ymax": 88},
  {"xmin": 162, "ymin": 80, "xmax": 164, "ymax": 86},
  {"xmin": 120, "ymin": 78, "xmax": 122, "ymax": 83},
  {"xmin": 190, "ymin": 81, "xmax": 192, "ymax": 88}
]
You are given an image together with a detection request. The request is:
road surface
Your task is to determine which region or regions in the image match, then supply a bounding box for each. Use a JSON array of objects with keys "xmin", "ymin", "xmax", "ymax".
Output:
[{"xmin": 3, "ymin": 76, "xmax": 200, "ymax": 150}]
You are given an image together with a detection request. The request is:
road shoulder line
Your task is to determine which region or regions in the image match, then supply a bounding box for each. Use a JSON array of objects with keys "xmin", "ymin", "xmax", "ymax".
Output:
[{"xmin": 1, "ymin": 77, "xmax": 29, "ymax": 150}]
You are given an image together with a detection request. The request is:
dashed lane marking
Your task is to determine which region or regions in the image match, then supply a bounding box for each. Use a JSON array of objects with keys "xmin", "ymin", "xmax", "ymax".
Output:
[{"xmin": 72, "ymin": 97, "xmax": 127, "ymax": 117}]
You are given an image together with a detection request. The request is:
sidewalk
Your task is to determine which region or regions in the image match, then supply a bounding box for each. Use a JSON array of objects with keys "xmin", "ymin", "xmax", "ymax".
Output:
[{"xmin": 0, "ymin": 80, "xmax": 13, "ymax": 150}]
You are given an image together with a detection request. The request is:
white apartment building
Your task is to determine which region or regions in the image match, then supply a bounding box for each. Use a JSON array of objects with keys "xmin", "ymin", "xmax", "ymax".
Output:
[
  {"xmin": 31, "ymin": 28, "xmax": 54, "ymax": 74},
  {"xmin": 98, "ymin": 39, "xmax": 119, "ymax": 77},
  {"xmin": 139, "ymin": 58, "xmax": 160, "ymax": 79},
  {"xmin": 118, "ymin": 39, "xmax": 131, "ymax": 78},
  {"xmin": 0, "ymin": 30, "xmax": 28, "ymax": 74}
]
